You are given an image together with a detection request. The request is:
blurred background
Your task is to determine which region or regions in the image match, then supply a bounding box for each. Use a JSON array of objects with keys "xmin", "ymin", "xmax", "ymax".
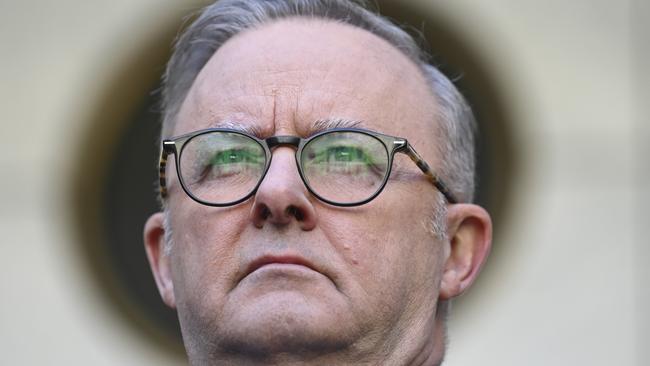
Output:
[{"xmin": 0, "ymin": 0, "xmax": 646, "ymax": 365}]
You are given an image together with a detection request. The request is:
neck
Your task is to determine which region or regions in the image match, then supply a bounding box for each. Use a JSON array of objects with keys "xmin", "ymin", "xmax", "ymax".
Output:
[{"xmin": 185, "ymin": 305, "xmax": 448, "ymax": 366}]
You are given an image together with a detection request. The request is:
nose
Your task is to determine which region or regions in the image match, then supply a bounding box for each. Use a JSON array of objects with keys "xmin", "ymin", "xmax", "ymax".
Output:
[{"xmin": 250, "ymin": 148, "xmax": 317, "ymax": 230}]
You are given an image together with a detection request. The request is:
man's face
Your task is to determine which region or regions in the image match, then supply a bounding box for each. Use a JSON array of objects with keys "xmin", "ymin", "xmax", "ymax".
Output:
[{"xmin": 161, "ymin": 19, "xmax": 449, "ymax": 359}]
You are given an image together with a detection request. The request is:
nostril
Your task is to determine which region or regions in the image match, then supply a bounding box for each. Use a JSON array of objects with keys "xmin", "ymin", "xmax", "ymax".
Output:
[
  {"xmin": 295, "ymin": 210, "xmax": 304, "ymax": 221},
  {"xmin": 260, "ymin": 206, "xmax": 271, "ymax": 220},
  {"xmin": 250, "ymin": 185, "xmax": 317, "ymax": 230},
  {"xmin": 286, "ymin": 206, "xmax": 304, "ymax": 221}
]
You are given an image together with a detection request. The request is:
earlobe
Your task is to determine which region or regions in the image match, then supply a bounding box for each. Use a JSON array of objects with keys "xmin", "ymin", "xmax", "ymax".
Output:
[
  {"xmin": 439, "ymin": 204, "xmax": 492, "ymax": 300},
  {"xmin": 143, "ymin": 212, "xmax": 176, "ymax": 308}
]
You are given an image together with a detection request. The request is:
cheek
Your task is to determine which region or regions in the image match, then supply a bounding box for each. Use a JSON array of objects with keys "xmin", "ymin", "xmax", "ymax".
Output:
[
  {"xmin": 317, "ymin": 196, "xmax": 443, "ymax": 326},
  {"xmin": 321, "ymin": 190, "xmax": 441, "ymax": 291},
  {"xmin": 169, "ymin": 201, "xmax": 251, "ymax": 304}
]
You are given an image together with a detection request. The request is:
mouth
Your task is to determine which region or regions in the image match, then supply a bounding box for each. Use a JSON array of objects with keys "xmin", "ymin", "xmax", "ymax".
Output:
[{"xmin": 242, "ymin": 254, "xmax": 320, "ymax": 280}]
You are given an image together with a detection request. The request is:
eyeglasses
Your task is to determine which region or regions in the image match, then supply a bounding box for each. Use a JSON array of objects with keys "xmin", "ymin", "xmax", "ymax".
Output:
[{"xmin": 158, "ymin": 127, "xmax": 457, "ymax": 207}]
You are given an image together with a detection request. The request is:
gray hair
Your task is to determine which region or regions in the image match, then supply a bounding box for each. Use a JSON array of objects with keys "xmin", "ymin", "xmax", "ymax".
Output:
[{"xmin": 160, "ymin": 0, "xmax": 477, "ymax": 204}]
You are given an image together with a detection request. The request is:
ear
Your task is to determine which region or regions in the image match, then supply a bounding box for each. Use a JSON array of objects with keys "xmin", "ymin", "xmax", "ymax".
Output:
[
  {"xmin": 143, "ymin": 212, "xmax": 176, "ymax": 308},
  {"xmin": 439, "ymin": 204, "xmax": 492, "ymax": 300}
]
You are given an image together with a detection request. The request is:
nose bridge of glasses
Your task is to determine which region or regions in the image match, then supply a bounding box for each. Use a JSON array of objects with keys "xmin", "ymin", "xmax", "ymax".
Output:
[
  {"xmin": 259, "ymin": 136, "xmax": 305, "ymax": 194},
  {"xmin": 265, "ymin": 135, "xmax": 301, "ymax": 150}
]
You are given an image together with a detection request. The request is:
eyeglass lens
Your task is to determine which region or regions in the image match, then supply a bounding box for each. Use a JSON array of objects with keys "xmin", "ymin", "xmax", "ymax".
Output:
[
  {"xmin": 301, "ymin": 131, "xmax": 388, "ymax": 203},
  {"xmin": 178, "ymin": 130, "xmax": 389, "ymax": 205},
  {"xmin": 179, "ymin": 132, "xmax": 267, "ymax": 204}
]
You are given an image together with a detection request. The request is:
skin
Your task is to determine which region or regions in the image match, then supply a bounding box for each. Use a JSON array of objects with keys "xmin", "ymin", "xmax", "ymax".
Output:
[{"xmin": 144, "ymin": 19, "xmax": 492, "ymax": 366}]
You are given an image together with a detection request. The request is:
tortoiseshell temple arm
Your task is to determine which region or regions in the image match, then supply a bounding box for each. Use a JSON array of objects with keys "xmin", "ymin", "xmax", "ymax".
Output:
[
  {"xmin": 403, "ymin": 144, "xmax": 458, "ymax": 204},
  {"xmin": 158, "ymin": 141, "xmax": 175, "ymax": 200}
]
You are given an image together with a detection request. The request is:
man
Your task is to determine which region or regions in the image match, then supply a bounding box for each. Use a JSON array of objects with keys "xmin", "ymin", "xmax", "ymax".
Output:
[{"xmin": 144, "ymin": 0, "xmax": 492, "ymax": 365}]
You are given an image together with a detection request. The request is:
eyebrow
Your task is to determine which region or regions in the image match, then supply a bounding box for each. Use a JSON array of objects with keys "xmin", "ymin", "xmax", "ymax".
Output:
[
  {"xmin": 309, "ymin": 118, "xmax": 364, "ymax": 135},
  {"xmin": 209, "ymin": 120, "xmax": 265, "ymax": 137},
  {"xmin": 208, "ymin": 117, "xmax": 364, "ymax": 138}
]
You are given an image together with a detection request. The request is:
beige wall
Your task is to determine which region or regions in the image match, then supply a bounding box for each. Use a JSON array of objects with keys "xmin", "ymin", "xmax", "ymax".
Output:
[{"xmin": 0, "ymin": 0, "xmax": 644, "ymax": 365}]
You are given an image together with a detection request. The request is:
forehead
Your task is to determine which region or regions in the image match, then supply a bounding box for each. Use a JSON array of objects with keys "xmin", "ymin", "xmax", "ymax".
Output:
[{"xmin": 175, "ymin": 18, "xmax": 437, "ymax": 144}]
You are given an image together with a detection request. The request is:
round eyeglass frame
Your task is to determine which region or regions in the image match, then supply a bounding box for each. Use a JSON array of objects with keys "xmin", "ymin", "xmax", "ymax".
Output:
[{"xmin": 158, "ymin": 127, "xmax": 458, "ymax": 207}]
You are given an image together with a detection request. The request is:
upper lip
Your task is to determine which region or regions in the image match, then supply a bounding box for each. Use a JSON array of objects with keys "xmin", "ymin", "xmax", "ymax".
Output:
[{"xmin": 243, "ymin": 254, "xmax": 320, "ymax": 279}]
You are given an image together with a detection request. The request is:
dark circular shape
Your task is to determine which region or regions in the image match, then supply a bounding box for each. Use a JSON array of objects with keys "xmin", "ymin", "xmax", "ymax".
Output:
[
  {"xmin": 104, "ymin": 91, "xmax": 181, "ymax": 341},
  {"xmin": 71, "ymin": 1, "xmax": 517, "ymax": 356}
]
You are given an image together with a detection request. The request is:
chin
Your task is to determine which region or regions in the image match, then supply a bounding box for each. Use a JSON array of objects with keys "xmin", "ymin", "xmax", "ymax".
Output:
[{"xmin": 211, "ymin": 291, "xmax": 360, "ymax": 359}]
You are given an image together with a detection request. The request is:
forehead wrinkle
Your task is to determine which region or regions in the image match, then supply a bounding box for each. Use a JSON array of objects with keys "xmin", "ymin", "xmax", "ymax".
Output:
[
  {"xmin": 185, "ymin": 18, "xmax": 436, "ymax": 149},
  {"xmin": 185, "ymin": 73, "xmax": 277, "ymax": 134}
]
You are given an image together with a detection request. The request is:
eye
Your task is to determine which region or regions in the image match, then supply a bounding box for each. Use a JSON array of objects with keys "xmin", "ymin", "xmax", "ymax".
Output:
[
  {"xmin": 210, "ymin": 148, "xmax": 262, "ymax": 165},
  {"xmin": 329, "ymin": 146, "xmax": 367, "ymax": 162},
  {"xmin": 189, "ymin": 147, "xmax": 264, "ymax": 183},
  {"xmin": 202, "ymin": 148, "xmax": 264, "ymax": 178},
  {"xmin": 305, "ymin": 144, "xmax": 384, "ymax": 179},
  {"xmin": 307, "ymin": 145, "xmax": 373, "ymax": 164}
]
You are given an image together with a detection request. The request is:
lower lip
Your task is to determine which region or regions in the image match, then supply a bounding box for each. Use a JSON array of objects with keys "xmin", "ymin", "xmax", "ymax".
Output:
[
  {"xmin": 247, "ymin": 262, "xmax": 319, "ymax": 278},
  {"xmin": 255, "ymin": 262, "xmax": 312, "ymax": 272},
  {"xmin": 241, "ymin": 263, "xmax": 334, "ymax": 289}
]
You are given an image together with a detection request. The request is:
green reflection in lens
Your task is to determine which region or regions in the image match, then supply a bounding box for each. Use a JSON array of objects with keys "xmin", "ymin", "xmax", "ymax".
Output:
[
  {"xmin": 308, "ymin": 144, "xmax": 376, "ymax": 168},
  {"xmin": 209, "ymin": 148, "xmax": 264, "ymax": 169}
]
